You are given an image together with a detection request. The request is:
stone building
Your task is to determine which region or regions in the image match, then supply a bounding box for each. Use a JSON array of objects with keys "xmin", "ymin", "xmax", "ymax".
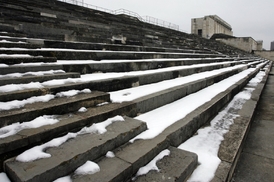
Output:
[
  {"xmin": 216, "ymin": 37, "xmax": 263, "ymax": 53},
  {"xmin": 271, "ymin": 41, "xmax": 274, "ymax": 51},
  {"xmin": 191, "ymin": 15, "xmax": 233, "ymax": 39}
]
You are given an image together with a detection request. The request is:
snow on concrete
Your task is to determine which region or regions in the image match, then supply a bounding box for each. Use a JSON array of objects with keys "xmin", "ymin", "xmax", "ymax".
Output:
[
  {"xmin": 55, "ymin": 89, "xmax": 91, "ymax": 97},
  {"xmin": 0, "ymin": 173, "xmax": 11, "ymax": 182},
  {"xmin": 53, "ymin": 161, "xmax": 100, "ymax": 182},
  {"xmin": 0, "ymin": 54, "xmax": 34, "ymax": 58},
  {"xmin": 130, "ymin": 67, "xmax": 257, "ymax": 142},
  {"xmin": 0, "ymin": 70, "xmax": 65, "ymax": 78},
  {"xmin": 133, "ymin": 149, "xmax": 170, "ymax": 179},
  {"xmin": 78, "ymin": 107, "xmax": 87, "ymax": 112},
  {"xmin": 0, "ymin": 94, "xmax": 55, "ymax": 111},
  {"xmin": 74, "ymin": 161, "xmax": 100, "ymax": 175},
  {"xmin": 0, "ymin": 89, "xmax": 91, "ymax": 111},
  {"xmin": 106, "ymin": 151, "xmax": 115, "ymax": 158},
  {"xmin": 16, "ymin": 116, "xmax": 124, "ymax": 162},
  {"xmin": 178, "ymin": 70, "xmax": 266, "ymax": 182},
  {"xmin": 0, "ymin": 115, "xmax": 59, "ymax": 139},
  {"xmin": 110, "ymin": 64, "xmax": 247, "ymax": 103}
]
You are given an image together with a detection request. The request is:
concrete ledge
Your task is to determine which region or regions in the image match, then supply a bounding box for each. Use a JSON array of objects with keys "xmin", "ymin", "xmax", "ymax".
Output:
[
  {"xmin": 0, "ymin": 57, "xmax": 57, "ymax": 65},
  {"xmin": 0, "ymin": 72, "xmax": 80, "ymax": 86},
  {"xmin": 212, "ymin": 62, "xmax": 272, "ymax": 182},
  {"xmin": 0, "ymin": 91, "xmax": 110, "ymax": 127},
  {"xmin": 0, "ymin": 102, "xmax": 137, "ymax": 156},
  {"xmin": 0, "ymin": 65, "xmax": 63, "ymax": 75},
  {"xmin": 4, "ymin": 117, "xmax": 147, "ymax": 182},
  {"xmin": 135, "ymin": 147, "xmax": 197, "ymax": 182}
]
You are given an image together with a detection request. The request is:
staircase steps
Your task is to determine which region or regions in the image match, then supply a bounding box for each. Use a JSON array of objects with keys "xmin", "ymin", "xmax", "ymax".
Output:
[
  {"xmin": 4, "ymin": 116, "xmax": 147, "ymax": 182},
  {"xmin": 0, "ymin": 91, "xmax": 109, "ymax": 127},
  {"xmin": 0, "ymin": 56, "xmax": 57, "ymax": 65},
  {"xmin": 0, "ymin": 72, "xmax": 80, "ymax": 86}
]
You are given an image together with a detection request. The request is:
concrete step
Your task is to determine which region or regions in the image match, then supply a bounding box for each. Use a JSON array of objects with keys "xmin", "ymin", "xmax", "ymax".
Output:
[
  {"xmin": 0, "ymin": 60, "xmax": 256, "ymax": 102},
  {"xmin": 0, "ymin": 49, "xmax": 227, "ymax": 61},
  {"xmin": 72, "ymin": 146, "xmax": 197, "ymax": 182},
  {"xmin": 0, "ymin": 91, "xmax": 110, "ymax": 127},
  {"xmin": 0, "ymin": 42, "xmax": 42, "ymax": 49},
  {"xmin": 0, "ymin": 56, "xmax": 57, "ymax": 65},
  {"xmin": 0, "ymin": 72, "xmax": 80, "ymax": 86},
  {"xmin": 4, "ymin": 116, "xmax": 147, "ymax": 182},
  {"xmin": 134, "ymin": 147, "xmax": 197, "ymax": 182},
  {"xmin": 0, "ymin": 64, "xmax": 63, "ymax": 75},
  {"xmin": 132, "ymin": 65, "xmax": 248, "ymax": 114},
  {"xmin": 43, "ymin": 40, "xmax": 212, "ymax": 54},
  {"xmin": 212, "ymin": 62, "xmax": 272, "ymax": 182},
  {"xmin": 0, "ymin": 102, "xmax": 136, "ymax": 167},
  {"xmin": 61, "ymin": 57, "xmax": 237, "ymax": 74}
]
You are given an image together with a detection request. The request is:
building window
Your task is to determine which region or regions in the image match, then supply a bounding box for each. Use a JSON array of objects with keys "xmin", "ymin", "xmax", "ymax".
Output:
[{"xmin": 198, "ymin": 29, "xmax": 202, "ymax": 36}]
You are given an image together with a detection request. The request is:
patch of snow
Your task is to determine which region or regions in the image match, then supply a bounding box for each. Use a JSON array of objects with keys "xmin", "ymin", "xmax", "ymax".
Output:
[
  {"xmin": 0, "ymin": 115, "xmax": 59, "ymax": 138},
  {"xmin": 55, "ymin": 89, "xmax": 91, "ymax": 97},
  {"xmin": 0, "ymin": 82, "xmax": 43, "ymax": 93},
  {"xmin": 0, "ymin": 89, "xmax": 91, "ymax": 111},
  {"xmin": 0, "ymin": 70, "xmax": 65, "ymax": 79},
  {"xmin": 134, "ymin": 149, "xmax": 170, "ymax": 179},
  {"xmin": 74, "ymin": 161, "xmax": 100, "ymax": 175},
  {"xmin": 53, "ymin": 176, "xmax": 72, "ymax": 182},
  {"xmin": 106, "ymin": 151, "xmax": 115, "ymax": 158},
  {"xmin": 0, "ymin": 94, "xmax": 55, "ymax": 111},
  {"xmin": 97, "ymin": 102, "xmax": 109, "ymax": 106},
  {"xmin": 16, "ymin": 116, "xmax": 124, "ymax": 162},
  {"xmin": 78, "ymin": 107, "xmax": 87, "ymax": 112},
  {"xmin": 0, "ymin": 54, "xmax": 33, "ymax": 58},
  {"xmin": 0, "ymin": 173, "xmax": 11, "ymax": 182}
]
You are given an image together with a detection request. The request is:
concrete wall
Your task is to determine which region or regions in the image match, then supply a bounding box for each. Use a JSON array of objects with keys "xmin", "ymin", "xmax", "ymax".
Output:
[
  {"xmin": 191, "ymin": 15, "xmax": 233, "ymax": 39},
  {"xmin": 255, "ymin": 51, "xmax": 274, "ymax": 61},
  {"xmin": 217, "ymin": 37, "xmax": 261, "ymax": 53}
]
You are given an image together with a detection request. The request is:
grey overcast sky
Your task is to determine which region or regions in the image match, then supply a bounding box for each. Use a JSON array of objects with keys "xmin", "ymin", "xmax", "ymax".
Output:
[{"xmin": 85, "ymin": 0, "xmax": 273, "ymax": 50}]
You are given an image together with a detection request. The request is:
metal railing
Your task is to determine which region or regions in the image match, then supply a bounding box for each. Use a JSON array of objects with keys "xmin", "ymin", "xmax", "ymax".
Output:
[{"xmin": 57, "ymin": 0, "xmax": 181, "ymax": 31}]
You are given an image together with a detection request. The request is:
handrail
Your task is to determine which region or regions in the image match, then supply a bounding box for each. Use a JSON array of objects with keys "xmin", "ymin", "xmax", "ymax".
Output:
[{"xmin": 57, "ymin": 0, "xmax": 182, "ymax": 32}]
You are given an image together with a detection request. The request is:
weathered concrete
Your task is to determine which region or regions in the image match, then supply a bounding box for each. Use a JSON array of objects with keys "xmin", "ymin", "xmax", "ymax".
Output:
[
  {"xmin": 0, "ymin": 65, "xmax": 63, "ymax": 75},
  {"xmin": 0, "ymin": 72, "xmax": 80, "ymax": 86},
  {"xmin": 4, "ymin": 117, "xmax": 147, "ymax": 182},
  {"xmin": 134, "ymin": 147, "xmax": 197, "ymax": 182},
  {"xmin": 0, "ymin": 102, "xmax": 137, "ymax": 155},
  {"xmin": 0, "ymin": 57, "xmax": 57, "ymax": 65},
  {"xmin": 212, "ymin": 62, "xmax": 272, "ymax": 182},
  {"xmin": 0, "ymin": 91, "xmax": 110, "ymax": 127}
]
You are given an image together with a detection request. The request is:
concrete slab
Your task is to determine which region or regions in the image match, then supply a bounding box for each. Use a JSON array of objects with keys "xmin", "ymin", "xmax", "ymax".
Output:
[
  {"xmin": 0, "ymin": 72, "xmax": 80, "ymax": 86},
  {"xmin": 0, "ymin": 102, "xmax": 137, "ymax": 155},
  {"xmin": 134, "ymin": 147, "xmax": 197, "ymax": 182},
  {"xmin": 4, "ymin": 117, "xmax": 147, "ymax": 182},
  {"xmin": 0, "ymin": 91, "xmax": 110, "ymax": 127},
  {"xmin": 72, "ymin": 156, "xmax": 132, "ymax": 182},
  {"xmin": 232, "ymin": 153, "xmax": 274, "ymax": 182},
  {"xmin": 242, "ymin": 119, "xmax": 274, "ymax": 160}
]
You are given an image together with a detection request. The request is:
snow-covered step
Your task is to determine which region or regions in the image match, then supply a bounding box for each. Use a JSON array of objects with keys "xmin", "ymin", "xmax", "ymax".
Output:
[
  {"xmin": 0, "ymin": 64, "xmax": 63, "ymax": 75},
  {"xmin": 0, "ymin": 48, "xmax": 227, "ymax": 61},
  {"xmin": 71, "ymin": 146, "xmax": 197, "ymax": 182},
  {"xmin": 60, "ymin": 57, "xmax": 239, "ymax": 73},
  {"xmin": 0, "ymin": 90, "xmax": 109, "ymax": 127},
  {"xmin": 0, "ymin": 72, "xmax": 80, "ymax": 86},
  {"xmin": 0, "ymin": 55, "xmax": 57, "ymax": 65},
  {"xmin": 0, "ymin": 35, "xmax": 28, "ymax": 43},
  {"xmin": 134, "ymin": 147, "xmax": 197, "ymax": 182},
  {"xmin": 0, "ymin": 101, "xmax": 136, "ymax": 156},
  {"xmin": 113, "ymin": 64, "xmax": 251, "ymax": 114},
  {"xmin": 4, "ymin": 116, "xmax": 147, "ymax": 182}
]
